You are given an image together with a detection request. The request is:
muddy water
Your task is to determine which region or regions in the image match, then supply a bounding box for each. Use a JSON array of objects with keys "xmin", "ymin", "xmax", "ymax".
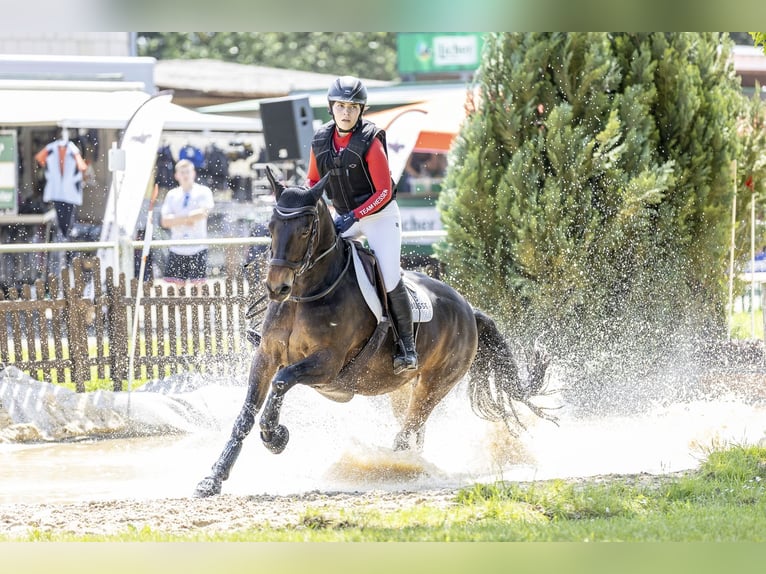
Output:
[{"xmin": 1, "ymin": 378, "xmax": 765, "ymax": 505}]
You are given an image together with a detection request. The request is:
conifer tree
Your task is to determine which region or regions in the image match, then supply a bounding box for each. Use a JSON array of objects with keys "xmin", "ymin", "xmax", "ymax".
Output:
[{"xmin": 438, "ymin": 33, "xmax": 755, "ymax": 409}]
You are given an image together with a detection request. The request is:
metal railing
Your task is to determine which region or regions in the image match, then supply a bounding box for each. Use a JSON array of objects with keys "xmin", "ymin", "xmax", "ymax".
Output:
[{"xmin": 0, "ymin": 231, "xmax": 448, "ymax": 254}]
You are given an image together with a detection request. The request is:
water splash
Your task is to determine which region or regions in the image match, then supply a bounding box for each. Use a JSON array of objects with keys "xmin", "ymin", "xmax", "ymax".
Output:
[{"xmin": 1, "ymin": 366, "xmax": 764, "ymax": 505}]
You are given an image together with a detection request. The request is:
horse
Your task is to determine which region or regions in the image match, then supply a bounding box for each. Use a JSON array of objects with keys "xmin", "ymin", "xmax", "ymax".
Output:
[{"xmin": 194, "ymin": 166, "xmax": 553, "ymax": 497}]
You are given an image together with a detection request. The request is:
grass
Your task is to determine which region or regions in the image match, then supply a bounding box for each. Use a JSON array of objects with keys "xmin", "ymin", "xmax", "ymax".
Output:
[
  {"xmin": 730, "ymin": 308, "xmax": 764, "ymax": 339},
  {"xmin": 4, "ymin": 444, "xmax": 766, "ymax": 542}
]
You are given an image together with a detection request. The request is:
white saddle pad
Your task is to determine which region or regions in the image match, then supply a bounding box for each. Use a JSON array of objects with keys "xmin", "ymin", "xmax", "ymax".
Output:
[{"xmin": 350, "ymin": 243, "xmax": 433, "ymax": 323}]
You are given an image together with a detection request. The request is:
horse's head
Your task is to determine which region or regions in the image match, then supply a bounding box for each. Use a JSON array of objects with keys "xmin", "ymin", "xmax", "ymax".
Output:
[{"xmin": 264, "ymin": 165, "xmax": 333, "ymax": 302}]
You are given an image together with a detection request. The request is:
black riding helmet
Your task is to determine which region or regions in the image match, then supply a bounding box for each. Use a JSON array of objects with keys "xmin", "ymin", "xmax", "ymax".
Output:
[
  {"xmin": 327, "ymin": 76, "xmax": 367, "ymax": 132},
  {"xmin": 327, "ymin": 75, "xmax": 368, "ymax": 107}
]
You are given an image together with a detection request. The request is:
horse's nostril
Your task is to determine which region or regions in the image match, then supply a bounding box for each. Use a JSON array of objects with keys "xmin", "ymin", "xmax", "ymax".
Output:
[{"xmin": 267, "ymin": 283, "xmax": 292, "ymax": 301}]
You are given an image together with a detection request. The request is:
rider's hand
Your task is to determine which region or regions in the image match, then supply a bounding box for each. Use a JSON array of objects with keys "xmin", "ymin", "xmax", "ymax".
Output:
[{"xmin": 333, "ymin": 212, "xmax": 357, "ymax": 234}]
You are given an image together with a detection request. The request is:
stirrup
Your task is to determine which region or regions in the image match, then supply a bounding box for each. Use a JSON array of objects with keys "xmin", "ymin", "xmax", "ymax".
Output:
[{"xmin": 393, "ymin": 350, "xmax": 418, "ymax": 374}]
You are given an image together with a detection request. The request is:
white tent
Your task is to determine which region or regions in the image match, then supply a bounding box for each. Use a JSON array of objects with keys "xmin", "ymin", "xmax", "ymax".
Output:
[{"xmin": 0, "ymin": 88, "xmax": 262, "ymax": 132}]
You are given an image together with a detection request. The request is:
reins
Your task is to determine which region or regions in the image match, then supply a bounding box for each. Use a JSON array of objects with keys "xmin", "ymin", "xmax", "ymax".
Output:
[{"xmin": 289, "ymin": 239, "xmax": 350, "ymax": 303}]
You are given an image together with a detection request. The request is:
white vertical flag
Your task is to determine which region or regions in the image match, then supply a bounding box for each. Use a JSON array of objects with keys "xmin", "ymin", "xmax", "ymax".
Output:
[{"xmin": 98, "ymin": 91, "xmax": 173, "ymax": 278}]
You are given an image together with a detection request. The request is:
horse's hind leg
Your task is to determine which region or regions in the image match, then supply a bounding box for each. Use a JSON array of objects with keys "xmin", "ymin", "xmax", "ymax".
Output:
[{"xmin": 392, "ymin": 374, "xmax": 453, "ymax": 451}]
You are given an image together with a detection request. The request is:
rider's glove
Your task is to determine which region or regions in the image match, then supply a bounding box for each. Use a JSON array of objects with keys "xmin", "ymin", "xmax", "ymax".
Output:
[{"xmin": 333, "ymin": 211, "xmax": 357, "ymax": 234}]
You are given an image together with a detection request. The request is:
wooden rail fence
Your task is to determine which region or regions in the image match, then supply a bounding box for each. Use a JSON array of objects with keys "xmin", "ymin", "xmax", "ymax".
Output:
[{"xmin": 0, "ymin": 257, "xmax": 261, "ymax": 391}]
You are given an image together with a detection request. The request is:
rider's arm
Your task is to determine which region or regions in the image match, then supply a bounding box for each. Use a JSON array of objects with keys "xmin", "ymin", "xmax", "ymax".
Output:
[
  {"xmin": 306, "ymin": 149, "xmax": 320, "ymax": 187},
  {"xmin": 352, "ymin": 138, "xmax": 392, "ymax": 219}
]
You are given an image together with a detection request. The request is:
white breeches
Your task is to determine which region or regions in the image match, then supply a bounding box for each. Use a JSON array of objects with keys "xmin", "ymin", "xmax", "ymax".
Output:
[{"xmin": 340, "ymin": 200, "xmax": 403, "ymax": 292}]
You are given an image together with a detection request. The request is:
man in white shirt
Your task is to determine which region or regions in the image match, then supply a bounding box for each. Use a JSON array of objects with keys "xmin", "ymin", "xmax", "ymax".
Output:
[{"xmin": 160, "ymin": 159, "xmax": 215, "ymax": 284}]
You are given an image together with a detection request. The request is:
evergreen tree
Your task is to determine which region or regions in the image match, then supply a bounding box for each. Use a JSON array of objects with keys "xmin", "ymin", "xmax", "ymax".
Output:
[{"xmin": 438, "ymin": 33, "xmax": 754, "ymax": 412}]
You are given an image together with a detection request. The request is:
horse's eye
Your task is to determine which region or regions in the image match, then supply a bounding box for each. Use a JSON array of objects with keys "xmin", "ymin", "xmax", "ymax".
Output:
[{"xmin": 301, "ymin": 226, "xmax": 311, "ymax": 237}]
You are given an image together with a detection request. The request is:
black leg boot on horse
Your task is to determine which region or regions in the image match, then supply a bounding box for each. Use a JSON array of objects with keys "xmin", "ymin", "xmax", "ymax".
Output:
[{"xmin": 388, "ymin": 279, "xmax": 418, "ymax": 374}]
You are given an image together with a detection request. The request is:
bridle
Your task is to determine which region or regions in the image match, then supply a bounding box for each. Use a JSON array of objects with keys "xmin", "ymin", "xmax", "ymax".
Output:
[{"xmin": 268, "ymin": 203, "xmax": 350, "ymax": 303}]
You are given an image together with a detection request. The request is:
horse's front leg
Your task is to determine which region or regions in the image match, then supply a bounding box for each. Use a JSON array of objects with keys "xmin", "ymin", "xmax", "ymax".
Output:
[
  {"xmin": 194, "ymin": 353, "xmax": 275, "ymax": 497},
  {"xmin": 259, "ymin": 351, "xmax": 338, "ymax": 454}
]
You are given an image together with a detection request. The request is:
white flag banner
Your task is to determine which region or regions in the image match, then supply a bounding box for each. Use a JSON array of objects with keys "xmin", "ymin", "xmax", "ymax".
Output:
[
  {"xmin": 98, "ymin": 91, "xmax": 172, "ymax": 277},
  {"xmin": 382, "ymin": 108, "xmax": 427, "ymax": 185}
]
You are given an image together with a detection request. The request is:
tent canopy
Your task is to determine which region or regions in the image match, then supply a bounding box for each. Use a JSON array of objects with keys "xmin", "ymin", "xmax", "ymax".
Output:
[
  {"xmin": 364, "ymin": 91, "xmax": 471, "ymax": 153},
  {"xmin": 0, "ymin": 89, "xmax": 262, "ymax": 132}
]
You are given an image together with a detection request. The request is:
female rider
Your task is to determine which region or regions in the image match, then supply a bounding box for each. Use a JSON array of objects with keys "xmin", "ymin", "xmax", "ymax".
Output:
[{"xmin": 305, "ymin": 75, "xmax": 418, "ymax": 374}]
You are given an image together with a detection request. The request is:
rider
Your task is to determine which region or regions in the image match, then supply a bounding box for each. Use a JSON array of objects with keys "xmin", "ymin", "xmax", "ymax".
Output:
[{"xmin": 305, "ymin": 75, "xmax": 418, "ymax": 374}]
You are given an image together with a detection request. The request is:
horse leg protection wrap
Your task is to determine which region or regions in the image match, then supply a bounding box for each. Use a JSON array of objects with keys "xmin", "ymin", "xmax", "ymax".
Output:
[
  {"xmin": 259, "ymin": 379, "xmax": 292, "ymax": 438},
  {"xmin": 211, "ymin": 404, "xmax": 256, "ymax": 480}
]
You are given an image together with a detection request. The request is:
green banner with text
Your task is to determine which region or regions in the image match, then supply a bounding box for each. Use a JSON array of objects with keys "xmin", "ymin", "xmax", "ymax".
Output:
[
  {"xmin": 0, "ymin": 130, "xmax": 18, "ymax": 214},
  {"xmin": 397, "ymin": 33, "xmax": 485, "ymax": 75}
]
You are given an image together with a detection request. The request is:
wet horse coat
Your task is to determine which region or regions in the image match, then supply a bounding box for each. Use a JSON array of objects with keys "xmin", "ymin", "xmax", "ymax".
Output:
[{"xmin": 194, "ymin": 167, "xmax": 551, "ymax": 497}]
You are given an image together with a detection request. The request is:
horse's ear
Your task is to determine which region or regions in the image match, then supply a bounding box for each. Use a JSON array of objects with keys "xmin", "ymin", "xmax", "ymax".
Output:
[
  {"xmin": 265, "ymin": 165, "xmax": 286, "ymax": 199},
  {"xmin": 309, "ymin": 172, "xmax": 331, "ymax": 202}
]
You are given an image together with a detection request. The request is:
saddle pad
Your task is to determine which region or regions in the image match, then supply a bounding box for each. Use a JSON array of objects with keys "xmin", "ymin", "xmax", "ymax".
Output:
[
  {"xmin": 404, "ymin": 280, "xmax": 433, "ymax": 323},
  {"xmin": 351, "ymin": 244, "xmax": 383, "ymax": 322},
  {"xmin": 350, "ymin": 243, "xmax": 433, "ymax": 323}
]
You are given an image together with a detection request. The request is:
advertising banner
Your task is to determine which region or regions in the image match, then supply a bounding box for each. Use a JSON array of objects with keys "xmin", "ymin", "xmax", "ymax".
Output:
[
  {"xmin": 0, "ymin": 131, "xmax": 18, "ymax": 215},
  {"xmin": 397, "ymin": 33, "xmax": 484, "ymax": 76}
]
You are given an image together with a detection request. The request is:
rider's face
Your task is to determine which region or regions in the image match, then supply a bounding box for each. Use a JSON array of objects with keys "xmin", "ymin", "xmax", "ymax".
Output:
[{"xmin": 332, "ymin": 101, "xmax": 361, "ymax": 131}]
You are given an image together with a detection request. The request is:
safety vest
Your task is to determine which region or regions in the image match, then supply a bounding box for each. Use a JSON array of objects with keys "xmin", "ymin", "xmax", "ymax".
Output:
[{"xmin": 311, "ymin": 119, "xmax": 394, "ymax": 215}]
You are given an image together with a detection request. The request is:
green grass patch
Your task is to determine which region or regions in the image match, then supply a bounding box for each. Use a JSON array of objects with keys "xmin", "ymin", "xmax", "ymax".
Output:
[{"xmin": 730, "ymin": 308, "xmax": 764, "ymax": 339}]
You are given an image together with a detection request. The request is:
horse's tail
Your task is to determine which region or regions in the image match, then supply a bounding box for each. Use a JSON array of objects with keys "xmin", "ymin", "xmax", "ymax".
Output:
[{"xmin": 468, "ymin": 309, "xmax": 555, "ymax": 430}]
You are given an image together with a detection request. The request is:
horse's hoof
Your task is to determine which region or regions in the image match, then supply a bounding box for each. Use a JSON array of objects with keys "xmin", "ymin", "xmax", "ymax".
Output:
[
  {"xmin": 261, "ymin": 424, "xmax": 289, "ymax": 454},
  {"xmin": 393, "ymin": 433, "xmax": 409, "ymax": 451},
  {"xmin": 194, "ymin": 475, "xmax": 222, "ymax": 498}
]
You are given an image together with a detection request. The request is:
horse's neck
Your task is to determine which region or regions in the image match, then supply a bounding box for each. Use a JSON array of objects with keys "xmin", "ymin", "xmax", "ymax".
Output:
[{"xmin": 294, "ymin": 232, "xmax": 346, "ymax": 293}]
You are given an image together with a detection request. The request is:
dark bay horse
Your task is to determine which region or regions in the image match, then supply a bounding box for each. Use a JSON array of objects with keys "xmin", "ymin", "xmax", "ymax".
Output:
[{"xmin": 194, "ymin": 167, "xmax": 552, "ymax": 497}]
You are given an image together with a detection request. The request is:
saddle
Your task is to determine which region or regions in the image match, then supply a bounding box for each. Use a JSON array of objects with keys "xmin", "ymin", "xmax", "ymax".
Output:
[
  {"xmin": 348, "ymin": 240, "xmax": 390, "ymax": 320},
  {"xmin": 348, "ymin": 240, "xmax": 433, "ymax": 324}
]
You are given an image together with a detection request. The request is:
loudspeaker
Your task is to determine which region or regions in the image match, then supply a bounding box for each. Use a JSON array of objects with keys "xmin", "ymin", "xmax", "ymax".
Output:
[{"xmin": 259, "ymin": 96, "xmax": 315, "ymax": 162}]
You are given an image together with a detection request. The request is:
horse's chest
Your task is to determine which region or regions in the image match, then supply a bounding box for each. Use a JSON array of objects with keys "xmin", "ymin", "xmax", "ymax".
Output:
[{"xmin": 266, "ymin": 315, "xmax": 333, "ymax": 360}]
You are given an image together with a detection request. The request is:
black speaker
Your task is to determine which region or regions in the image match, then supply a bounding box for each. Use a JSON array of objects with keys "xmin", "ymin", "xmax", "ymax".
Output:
[{"xmin": 259, "ymin": 96, "xmax": 315, "ymax": 162}]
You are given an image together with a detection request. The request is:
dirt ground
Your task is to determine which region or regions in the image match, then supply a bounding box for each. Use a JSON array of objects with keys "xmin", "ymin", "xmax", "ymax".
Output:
[
  {"xmin": 0, "ymin": 472, "xmax": 685, "ymax": 539},
  {"xmin": 0, "ymin": 488, "xmax": 461, "ymax": 538}
]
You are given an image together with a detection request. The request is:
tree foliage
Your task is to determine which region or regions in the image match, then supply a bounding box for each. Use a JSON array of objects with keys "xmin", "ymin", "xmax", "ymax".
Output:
[
  {"xmin": 438, "ymin": 33, "xmax": 759, "ymax": 411},
  {"xmin": 136, "ymin": 32, "xmax": 398, "ymax": 80},
  {"xmin": 750, "ymin": 32, "xmax": 766, "ymax": 54}
]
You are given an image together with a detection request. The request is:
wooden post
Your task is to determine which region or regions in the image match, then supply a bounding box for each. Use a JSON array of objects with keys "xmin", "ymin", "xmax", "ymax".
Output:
[
  {"xmin": 65, "ymin": 259, "xmax": 88, "ymax": 392},
  {"xmin": 107, "ymin": 266, "xmax": 129, "ymax": 390}
]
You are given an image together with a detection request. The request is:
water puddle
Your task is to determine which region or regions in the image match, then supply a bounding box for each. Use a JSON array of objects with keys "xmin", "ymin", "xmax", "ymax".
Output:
[{"xmin": 1, "ymin": 369, "xmax": 765, "ymax": 505}]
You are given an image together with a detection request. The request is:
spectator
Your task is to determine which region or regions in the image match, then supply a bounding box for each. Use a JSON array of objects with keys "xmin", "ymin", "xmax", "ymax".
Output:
[{"xmin": 160, "ymin": 159, "xmax": 215, "ymax": 284}]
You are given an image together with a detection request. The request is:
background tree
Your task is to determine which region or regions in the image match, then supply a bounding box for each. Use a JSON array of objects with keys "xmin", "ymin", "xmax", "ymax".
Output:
[
  {"xmin": 438, "ymin": 33, "xmax": 758, "ymax": 413},
  {"xmin": 136, "ymin": 32, "xmax": 398, "ymax": 80},
  {"xmin": 750, "ymin": 32, "xmax": 766, "ymax": 54}
]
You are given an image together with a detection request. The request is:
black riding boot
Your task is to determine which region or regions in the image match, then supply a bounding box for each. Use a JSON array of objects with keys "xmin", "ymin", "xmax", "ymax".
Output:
[{"xmin": 387, "ymin": 279, "xmax": 418, "ymax": 374}]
